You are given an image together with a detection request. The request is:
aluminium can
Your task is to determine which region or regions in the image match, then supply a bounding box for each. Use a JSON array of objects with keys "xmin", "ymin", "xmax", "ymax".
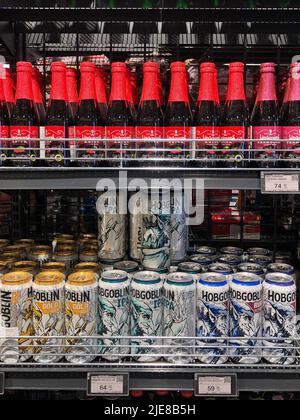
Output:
[
  {"xmin": 208, "ymin": 263, "xmax": 234, "ymax": 283},
  {"xmin": 248, "ymin": 255, "xmax": 273, "ymax": 269},
  {"xmin": 99, "ymin": 270, "xmax": 130, "ymax": 361},
  {"xmin": 218, "ymin": 255, "xmax": 242, "ymax": 271},
  {"xmin": 247, "ymin": 247, "xmax": 273, "ymax": 258},
  {"xmin": 220, "ymin": 247, "xmax": 244, "ymax": 257},
  {"xmin": 230, "ymin": 272, "xmax": 263, "ymax": 364},
  {"xmin": 263, "ymin": 273, "xmax": 296, "ymax": 365},
  {"xmin": 267, "ymin": 264, "xmax": 296, "ymax": 281},
  {"xmin": 164, "ymin": 272, "xmax": 196, "ymax": 364},
  {"xmin": 29, "ymin": 246, "xmax": 52, "ymax": 266},
  {"xmin": 178, "ymin": 262, "xmax": 203, "ymax": 282},
  {"xmin": 129, "ymin": 212, "xmax": 144, "ymax": 262},
  {"xmin": 53, "ymin": 250, "xmax": 78, "ymax": 271},
  {"xmin": 131, "ymin": 271, "xmax": 163, "ymax": 362},
  {"xmin": 0, "ymin": 271, "xmax": 33, "ymax": 363},
  {"xmin": 65, "ymin": 271, "xmax": 98, "ymax": 364},
  {"xmin": 195, "ymin": 246, "xmax": 218, "ymax": 261},
  {"xmin": 237, "ymin": 263, "xmax": 265, "ymax": 278},
  {"xmin": 79, "ymin": 250, "xmax": 98, "ymax": 263},
  {"xmin": 189, "ymin": 254, "xmax": 214, "ymax": 272},
  {"xmin": 196, "ymin": 273, "xmax": 229, "ymax": 365},
  {"xmin": 32, "ymin": 271, "xmax": 65, "ymax": 364},
  {"xmin": 114, "ymin": 261, "xmax": 140, "ymax": 280},
  {"xmin": 170, "ymin": 194, "xmax": 188, "ymax": 264},
  {"xmin": 12, "ymin": 261, "xmax": 39, "ymax": 277},
  {"xmin": 41, "ymin": 262, "xmax": 67, "ymax": 275}
]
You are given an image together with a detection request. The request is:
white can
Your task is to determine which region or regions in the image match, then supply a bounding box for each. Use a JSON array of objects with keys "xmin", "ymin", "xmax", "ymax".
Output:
[
  {"xmin": 164, "ymin": 272, "xmax": 196, "ymax": 364},
  {"xmin": 263, "ymin": 273, "xmax": 296, "ymax": 365},
  {"xmin": 65, "ymin": 271, "xmax": 98, "ymax": 364},
  {"xmin": 197, "ymin": 273, "xmax": 229, "ymax": 365},
  {"xmin": 131, "ymin": 271, "xmax": 163, "ymax": 362},
  {"xmin": 99, "ymin": 270, "xmax": 130, "ymax": 361},
  {"xmin": 230, "ymin": 272, "xmax": 263, "ymax": 364},
  {"xmin": 129, "ymin": 212, "xmax": 144, "ymax": 262},
  {"xmin": 170, "ymin": 193, "xmax": 188, "ymax": 264},
  {"xmin": 33, "ymin": 271, "xmax": 65, "ymax": 364},
  {"xmin": 0, "ymin": 271, "xmax": 33, "ymax": 363},
  {"xmin": 177, "ymin": 262, "xmax": 203, "ymax": 282}
]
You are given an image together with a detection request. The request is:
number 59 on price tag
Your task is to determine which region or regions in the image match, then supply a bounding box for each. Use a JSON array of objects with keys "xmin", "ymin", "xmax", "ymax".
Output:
[
  {"xmin": 195, "ymin": 374, "xmax": 238, "ymax": 398},
  {"xmin": 87, "ymin": 373, "xmax": 129, "ymax": 397}
]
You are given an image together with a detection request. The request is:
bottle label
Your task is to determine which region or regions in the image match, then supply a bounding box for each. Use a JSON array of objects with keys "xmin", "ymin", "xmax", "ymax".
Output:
[
  {"xmin": 253, "ymin": 126, "xmax": 281, "ymax": 149},
  {"xmin": 221, "ymin": 126, "xmax": 247, "ymax": 147},
  {"xmin": 10, "ymin": 126, "xmax": 39, "ymax": 151},
  {"xmin": 282, "ymin": 127, "xmax": 300, "ymax": 150},
  {"xmin": 45, "ymin": 126, "xmax": 67, "ymax": 161},
  {"xmin": 136, "ymin": 126, "xmax": 164, "ymax": 139},
  {"xmin": 106, "ymin": 126, "xmax": 135, "ymax": 151},
  {"xmin": 165, "ymin": 127, "xmax": 191, "ymax": 139},
  {"xmin": 0, "ymin": 126, "xmax": 9, "ymax": 138},
  {"xmin": 45, "ymin": 126, "xmax": 67, "ymax": 139},
  {"xmin": 195, "ymin": 126, "xmax": 221, "ymax": 147},
  {"xmin": 75, "ymin": 126, "xmax": 104, "ymax": 148}
]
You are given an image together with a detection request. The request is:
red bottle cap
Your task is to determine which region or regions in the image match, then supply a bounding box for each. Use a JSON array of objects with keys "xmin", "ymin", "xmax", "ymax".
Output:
[
  {"xmin": 15, "ymin": 61, "xmax": 34, "ymax": 101},
  {"xmin": 143, "ymin": 62, "xmax": 159, "ymax": 71},
  {"xmin": 131, "ymin": 391, "xmax": 144, "ymax": 398},
  {"xmin": 109, "ymin": 63, "xmax": 127, "ymax": 102},
  {"xmin": 17, "ymin": 61, "xmax": 32, "ymax": 71},
  {"xmin": 200, "ymin": 62, "xmax": 216, "ymax": 70},
  {"xmin": 171, "ymin": 61, "xmax": 187, "ymax": 72},
  {"xmin": 111, "ymin": 62, "xmax": 127, "ymax": 71},
  {"xmin": 140, "ymin": 62, "xmax": 160, "ymax": 102},
  {"xmin": 32, "ymin": 68, "xmax": 44, "ymax": 105},
  {"xmin": 168, "ymin": 62, "xmax": 189, "ymax": 103},
  {"xmin": 95, "ymin": 67, "xmax": 107, "ymax": 104},
  {"xmin": 50, "ymin": 61, "xmax": 67, "ymax": 101},
  {"xmin": 2, "ymin": 68, "xmax": 15, "ymax": 103},
  {"xmin": 155, "ymin": 391, "xmax": 169, "ymax": 397},
  {"xmin": 66, "ymin": 68, "xmax": 78, "ymax": 103},
  {"xmin": 51, "ymin": 61, "xmax": 66, "ymax": 71},
  {"xmin": 79, "ymin": 61, "xmax": 96, "ymax": 101},
  {"xmin": 0, "ymin": 79, "xmax": 5, "ymax": 101},
  {"xmin": 198, "ymin": 64, "xmax": 217, "ymax": 102},
  {"xmin": 226, "ymin": 62, "xmax": 246, "ymax": 101},
  {"xmin": 229, "ymin": 62, "xmax": 245, "ymax": 71},
  {"xmin": 181, "ymin": 391, "xmax": 194, "ymax": 399}
]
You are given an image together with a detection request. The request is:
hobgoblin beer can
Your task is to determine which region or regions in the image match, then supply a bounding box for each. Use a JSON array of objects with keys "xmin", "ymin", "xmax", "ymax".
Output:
[
  {"xmin": 177, "ymin": 262, "xmax": 203, "ymax": 282},
  {"xmin": 208, "ymin": 263, "xmax": 234, "ymax": 283},
  {"xmin": 170, "ymin": 193, "xmax": 188, "ymax": 264},
  {"xmin": 114, "ymin": 261, "xmax": 140, "ymax": 280},
  {"xmin": 263, "ymin": 273, "xmax": 296, "ymax": 365},
  {"xmin": 196, "ymin": 273, "xmax": 229, "ymax": 365},
  {"xmin": 33, "ymin": 271, "xmax": 65, "ymax": 364},
  {"xmin": 267, "ymin": 264, "xmax": 296, "ymax": 281},
  {"xmin": 189, "ymin": 254, "xmax": 213, "ymax": 272},
  {"xmin": 230, "ymin": 273, "xmax": 263, "ymax": 364},
  {"xmin": 141, "ymin": 193, "xmax": 171, "ymax": 272},
  {"xmin": 79, "ymin": 250, "xmax": 98, "ymax": 263},
  {"xmin": 130, "ymin": 212, "xmax": 144, "ymax": 262},
  {"xmin": 218, "ymin": 255, "xmax": 242, "ymax": 271},
  {"xmin": 0, "ymin": 263, "xmax": 9, "ymax": 276},
  {"xmin": 196, "ymin": 246, "xmax": 218, "ymax": 261},
  {"xmin": 65, "ymin": 271, "xmax": 98, "ymax": 364},
  {"xmin": 41, "ymin": 262, "xmax": 67, "ymax": 275},
  {"xmin": 247, "ymin": 247, "xmax": 272, "ymax": 258},
  {"xmin": 53, "ymin": 250, "xmax": 78, "ymax": 271},
  {"xmin": 0, "ymin": 271, "xmax": 33, "ymax": 363},
  {"xmin": 164, "ymin": 272, "xmax": 195, "ymax": 364},
  {"xmin": 237, "ymin": 263, "xmax": 265, "ymax": 278},
  {"xmin": 12, "ymin": 261, "xmax": 39, "ymax": 276},
  {"xmin": 220, "ymin": 247, "xmax": 244, "ymax": 258},
  {"xmin": 99, "ymin": 270, "xmax": 130, "ymax": 361},
  {"xmin": 29, "ymin": 246, "xmax": 52, "ymax": 266},
  {"xmin": 98, "ymin": 193, "xmax": 126, "ymax": 263},
  {"xmin": 248, "ymin": 255, "xmax": 272, "ymax": 270},
  {"xmin": 131, "ymin": 271, "xmax": 163, "ymax": 362}
]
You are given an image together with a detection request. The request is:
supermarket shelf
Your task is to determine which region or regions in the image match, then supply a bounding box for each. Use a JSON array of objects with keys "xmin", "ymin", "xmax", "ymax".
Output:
[{"xmin": 1, "ymin": 365, "xmax": 300, "ymax": 393}]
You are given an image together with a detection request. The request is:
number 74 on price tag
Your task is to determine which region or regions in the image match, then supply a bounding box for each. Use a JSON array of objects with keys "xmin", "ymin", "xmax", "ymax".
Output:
[{"xmin": 262, "ymin": 173, "xmax": 300, "ymax": 194}]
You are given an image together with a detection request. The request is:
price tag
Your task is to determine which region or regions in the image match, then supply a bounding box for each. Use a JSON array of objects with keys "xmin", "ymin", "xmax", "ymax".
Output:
[
  {"xmin": 0, "ymin": 373, "xmax": 4, "ymax": 396},
  {"xmin": 87, "ymin": 373, "xmax": 129, "ymax": 397},
  {"xmin": 195, "ymin": 374, "xmax": 237, "ymax": 397},
  {"xmin": 262, "ymin": 173, "xmax": 300, "ymax": 194}
]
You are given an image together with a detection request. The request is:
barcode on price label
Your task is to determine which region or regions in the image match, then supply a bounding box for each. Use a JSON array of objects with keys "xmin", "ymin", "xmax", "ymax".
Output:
[
  {"xmin": 195, "ymin": 375, "xmax": 237, "ymax": 397},
  {"xmin": 87, "ymin": 374, "xmax": 129, "ymax": 396},
  {"xmin": 262, "ymin": 173, "xmax": 300, "ymax": 194}
]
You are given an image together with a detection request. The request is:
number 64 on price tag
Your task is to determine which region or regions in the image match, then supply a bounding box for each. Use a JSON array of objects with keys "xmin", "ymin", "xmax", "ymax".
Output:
[{"xmin": 194, "ymin": 374, "xmax": 238, "ymax": 397}]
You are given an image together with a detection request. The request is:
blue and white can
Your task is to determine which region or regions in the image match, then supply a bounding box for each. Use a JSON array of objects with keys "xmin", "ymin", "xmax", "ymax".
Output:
[
  {"xmin": 230, "ymin": 273, "xmax": 263, "ymax": 364},
  {"xmin": 267, "ymin": 264, "xmax": 296, "ymax": 281},
  {"xmin": 177, "ymin": 262, "xmax": 203, "ymax": 282},
  {"xmin": 208, "ymin": 263, "xmax": 234, "ymax": 283},
  {"xmin": 196, "ymin": 246, "xmax": 218, "ymax": 261},
  {"xmin": 263, "ymin": 273, "xmax": 296, "ymax": 365},
  {"xmin": 248, "ymin": 255, "xmax": 272, "ymax": 270},
  {"xmin": 114, "ymin": 261, "xmax": 140, "ymax": 280},
  {"xmin": 197, "ymin": 273, "xmax": 229, "ymax": 365},
  {"xmin": 247, "ymin": 248, "xmax": 273, "ymax": 258},
  {"xmin": 189, "ymin": 254, "xmax": 214, "ymax": 272},
  {"xmin": 220, "ymin": 247, "xmax": 244, "ymax": 257},
  {"xmin": 218, "ymin": 255, "xmax": 242, "ymax": 271},
  {"xmin": 237, "ymin": 263, "xmax": 265, "ymax": 278}
]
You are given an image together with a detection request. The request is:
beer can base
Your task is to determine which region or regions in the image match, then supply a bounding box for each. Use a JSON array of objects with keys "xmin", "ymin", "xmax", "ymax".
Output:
[
  {"xmin": 66, "ymin": 355, "xmax": 96, "ymax": 364},
  {"xmin": 133, "ymin": 355, "xmax": 162, "ymax": 363},
  {"xmin": 198, "ymin": 356, "xmax": 228, "ymax": 365},
  {"xmin": 33, "ymin": 354, "xmax": 63, "ymax": 364}
]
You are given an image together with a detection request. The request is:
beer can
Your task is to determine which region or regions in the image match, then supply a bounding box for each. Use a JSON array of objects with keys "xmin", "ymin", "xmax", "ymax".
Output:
[
  {"xmin": 15, "ymin": 239, "xmax": 35, "ymax": 250},
  {"xmin": 65, "ymin": 271, "xmax": 98, "ymax": 363},
  {"xmin": 267, "ymin": 264, "xmax": 296, "ymax": 281},
  {"xmin": 12, "ymin": 261, "xmax": 39, "ymax": 276},
  {"xmin": 74, "ymin": 262, "xmax": 101, "ymax": 277},
  {"xmin": 79, "ymin": 250, "xmax": 98, "ymax": 263},
  {"xmin": 0, "ymin": 271, "xmax": 33, "ymax": 363},
  {"xmin": 197, "ymin": 273, "xmax": 229, "ymax": 365},
  {"xmin": 56, "ymin": 240, "xmax": 78, "ymax": 252},
  {"xmin": 237, "ymin": 263, "xmax": 265, "ymax": 278},
  {"xmin": 56, "ymin": 234, "xmax": 74, "ymax": 241},
  {"xmin": 177, "ymin": 262, "xmax": 203, "ymax": 282},
  {"xmin": 189, "ymin": 254, "xmax": 214, "ymax": 272},
  {"xmin": 208, "ymin": 263, "xmax": 234, "ymax": 282},
  {"xmin": 131, "ymin": 271, "xmax": 163, "ymax": 362},
  {"xmin": 220, "ymin": 247, "xmax": 244, "ymax": 257},
  {"xmin": 79, "ymin": 233, "xmax": 97, "ymax": 240},
  {"xmin": 0, "ymin": 239, "xmax": 10, "ymax": 252},
  {"xmin": 33, "ymin": 271, "xmax": 65, "ymax": 363},
  {"xmin": 29, "ymin": 246, "xmax": 52, "ymax": 266},
  {"xmin": 0, "ymin": 257, "xmax": 18, "ymax": 269},
  {"xmin": 129, "ymin": 212, "xmax": 143, "ymax": 262},
  {"xmin": 247, "ymin": 247, "xmax": 273, "ymax": 257},
  {"xmin": 196, "ymin": 246, "xmax": 218, "ymax": 261},
  {"xmin": 53, "ymin": 250, "xmax": 78, "ymax": 271},
  {"xmin": 230, "ymin": 273, "xmax": 263, "ymax": 364},
  {"xmin": 263, "ymin": 273, "xmax": 296, "ymax": 365},
  {"xmin": 248, "ymin": 255, "xmax": 272, "ymax": 269},
  {"xmin": 170, "ymin": 194, "xmax": 188, "ymax": 264},
  {"xmin": 218, "ymin": 255, "xmax": 242, "ymax": 271},
  {"xmin": 99, "ymin": 270, "xmax": 130, "ymax": 361},
  {"xmin": 41, "ymin": 262, "xmax": 67, "ymax": 275},
  {"xmin": 98, "ymin": 193, "xmax": 126, "ymax": 263},
  {"xmin": 3, "ymin": 246, "xmax": 27, "ymax": 260},
  {"xmin": 114, "ymin": 261, "xmax": 140, "ymax": 280},
  {"xmin": 275, "ymin": 251, "xmax": 293, "ymax": 265},
  {"xmin": 0, "ymin": 262, "xmax": 9, "ymax": 276},
  {"xmin": 164, "ymin": 273, "xmax": 196, "ymax": 364}
]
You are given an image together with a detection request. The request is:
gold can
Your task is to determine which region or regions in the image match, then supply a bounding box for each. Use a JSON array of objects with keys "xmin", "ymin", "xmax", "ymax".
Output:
[
  {"xmin": 74, "ymin": 262, "xmax": 102, "ymax": 273},
  {"xmin": 33, "ymin": 270, "xmax": 65, "ymax": 363},
  {"xmin": 79, "ymin": 233, "xmax": 97, "ymax": 240},
  {"xmin": 79, "ymin": 250, "xmax": 98, "ymax": 263},
  {"xmin": 0, "ymin": 239, "xmax": 10, "ymax": 252},
  {"xmin": 12, "ymin": 261, "xmax": 39, "ymax": 276},
  {"xmin": 0, "ymin": 271, "xmax": 33, "ymax": 362},
  {"xmin": 15, "ymin": 239, "xmax": 35, "ymax": 249},
  {"xmin": 56, "ymin": 239, "xmax": 78, "ymax": 250},
  {"xmin": 41, "ymin": 262, "xmax": 66, "ymax": 275},
  {"xmin": 56, "ymin": 234, "xmax": 74, "ymax": 241},
  {"xmin": 0, "ymin": 262, "xmax": 9, "ymax": 275},
  {"xmin": 53, "ymin": 250, "xmax": 78, "ymax": 270},
  {"xmin": 28, "ymin": 246, "xmax": 52, "ymax": 265},
  {"xmin": 3, "ymin": 245, "xmax": 27, "ymax": 260},
  {"xmin": 0, "ymin": 257, "xmax": 18, "ymax": 269}
]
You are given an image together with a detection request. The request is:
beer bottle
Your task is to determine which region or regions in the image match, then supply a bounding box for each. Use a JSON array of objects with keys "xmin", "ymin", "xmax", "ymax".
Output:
[
  {"xmin": 251, "ymin": 63, "xmax": 280, "ymax": 167},
  {"xmin": 2, "ymin": 68, "xmax": 15, "ymax": 118},
  {"xmin": 75, "ymin": 61, "xmax": 104, "ymax": 166},
  {"xmin": 32, "ymin": 68, "xmax": 46, "ymax": 126},
  {"xmin": 10, "ymin": 62, "xmax": 39, "ymax": 167},
  {"xmin": 66, "ymin": 68, "xmax": 79, "ymax": 119},
  {"xmin": 0, "ymin": 77, "xmax": 10, "ymax": 164},
  {"xmin": 94, "ymin": 67, "xmax": 108, "ymax": 121}
]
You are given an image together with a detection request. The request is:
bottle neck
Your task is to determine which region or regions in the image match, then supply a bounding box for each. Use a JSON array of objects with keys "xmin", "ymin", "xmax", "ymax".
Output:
[
  {"xmin": 32, "ymin": 73, "xmax": 44, "ymax": 105},
  {"xmin": 256, "ymin": 72, "xmax": 277, "ymax": 102},
  {"xmin": 168, "ymin": 71, "xmax": 189, "ymax": 103},
  {"xmin": 0, "ymin": 79, "xmax": 5, "ymax": 102},
  {"xmin": 79, "ymin": 71, "xmax": 96, "ymax": 101},
  {"xmin": 15, "ymin": 70, "xmax": 33, "ymax": 101},
  {"xmin": 198, "ymin": 71, "xmax": 216, "ymax": 103},
  {"xmin": 226, "ymin": 71, "xmax": 246, "ymax": 101},
  {"xmin": 283, "ymin": 76, "xmax": 291, "ymax": 104},
  {"xmin": 95, "ymin": 71, "xmax": 107, "ymax": 105},
  {"xmin": 288, "ymin": 74, "xmax": 300, "ymax": 102},
  {"xmin": 126, "ymin": 73, "xmax": 134, "ymax": 106},
  {"xmin": 3, "ymin": 71, "xmax": 15, "ymax": 103},
  {"xmin": 50, "ymin": 71, "xmax": 67, "ymax": 101},
  {"xmin": 110, "ymin": 71, "xmax": 127, "ymax": 103},
  {"xmin": 141, "ymin": 71, "xmax": 160, "ymax": 102},
  {"xmin": 67, "ymin": 75, "xmax": 79, "ymax": 104}
]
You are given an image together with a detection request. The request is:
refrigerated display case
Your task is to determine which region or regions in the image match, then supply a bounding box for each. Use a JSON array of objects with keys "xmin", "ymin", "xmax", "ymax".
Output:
[{"xmin": 1, "ymin": 0, "xmax": 300, "ymax": 400}]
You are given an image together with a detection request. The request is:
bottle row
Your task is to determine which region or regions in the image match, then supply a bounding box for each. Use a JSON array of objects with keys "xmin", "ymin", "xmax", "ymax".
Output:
[{"xmin": 1, "ymin": 60, "xmax": 300, "ymax": 166}]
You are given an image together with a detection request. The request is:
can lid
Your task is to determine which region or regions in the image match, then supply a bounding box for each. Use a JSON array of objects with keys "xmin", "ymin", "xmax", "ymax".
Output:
[
  {"xmin": 265, "ymin": 272, "xmax": 295, "ymax": 287},
  {"xmin": 114, "ymin": 261, "xmax": 139, "ymax": 273},
  {"xmin": 199, "ymin": 272, "xmax": 227, "ymax": 286},
  {"xmin": 2, "ymin": 271, "xmax": 32, "ymax": 285},
  {"xmin": 101, "ymin": 270, "xmax": 128, "ymax": 283},
  {"xmin": 79, "ymin": 234, "xmax": 97, "ymax": 240},
  {"xmin": 166, "ymin": 272, "xmax": 194, "ymax": 285},
  {"xmin": 208, "ymin": 263, "xmax": 234, "ymax": 275},
  {"xmin": 237, "ymin": 263, "xmax": 264, "ymax": 275},
  {"xmin": 15, "ymin": 239, "xmax": 35, "ymax": 246},
  {"xmin": 248, "ymin": 255, "xmax": 272, "ymax": 266},
  {"xmin": 196, "ymin": 246, "xmax": 217, "ymax": 256},
  {"xmin": 54, "ymin": 250, "xmax": 77, "ymax": 257},
  {"xmin": 0, "ymin": 252, "xmax": 22, "ymax": 259},
  {"xmin": 232, "ymin": 272, "xmax": 262, "ymax": 286},
  {"xmin": 67, "ymin": 271, "xmax": 97, "ymax": 286},
  {"xmin": 80, "ymin": 250, "xmax": 98, "ymax": 256},
  {"xmin": 3, "ymin": 245, "xmax": 26, "ymax": 253},
  {"xmin": 220, "ymin": 246, "xmax": 244, "ymax": 256},
  {"xmin": 154, "ymin": 267, "xmax": 169, "ymax": 274},
  {"xmin": 56, "ymin": 239, "xmax": 77, "ymax": 246},
  {"xmin": 178, "ymin": 262, "xmax": 203, "ymax": 274},
  {"xmin": 56, "ymin": 234, "xmax": 74, "ymax": 240},
  {"xmin": 218, "ymin": 255, "xmax": 242, "ymax": 265},
  {"xmin": 0, "ymin": 239, "xmax": 9, "ymax": 246},
  {"xmin": 133, "ymin": 271, "xmax": 161, "ymax": 284},
  {"xmin": 42, "ymin": 262, "xmax": 66, "ymax": 271},
  {"xmin": 189, "ymin": 254, "xmax": 213, "ymax": 265},
  {"xmin": 247, "ymin": 247, "xmax": 272, "ymax": 257},
  {"xmin": 267, "ymin": 263, "xmax": 295, "ymax": 275},
  {"xmin": 35, "ymin": 270, "xmax": 65, "ymax": 285},
  {"xmin": 0, "ymin": 258, "xmax": 18, "ymax": 264},
  {"xmin": 31, "ymin": 246, "xmax": 52, "ymax": 255},
  {"xmin": 12, "ymin": 261, "xmax": 38, "ymax": 272},
  {"xmin": 75, "ymin": 262, "xmax": 101, "ymax": 272}
]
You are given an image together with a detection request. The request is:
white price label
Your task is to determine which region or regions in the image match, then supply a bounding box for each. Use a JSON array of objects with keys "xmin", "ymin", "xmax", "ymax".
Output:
[
  {"xmin": 90, "ymin": 375, "xmax": 124, "ymax": 395},
  {"xmin": 264, "ymin": 174, "xmax": 299, "ymax": 193},
  {"xmin": 198, "ymin": 376, "xmax": 232, "ymax": 396}
]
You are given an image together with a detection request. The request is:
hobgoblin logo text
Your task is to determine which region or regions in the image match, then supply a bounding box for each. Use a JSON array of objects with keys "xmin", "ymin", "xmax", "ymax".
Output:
[
  {"xmin": 268, "ymin": 291, "xmax": 296, "ymax": 304},
  {"xmin": 65, "ymin": 290, "xmax": 91, "ymax": 303},
  {"xmin": 33, "ymin": 290, "xmax": 60, "ymax": 302},
  {"xmin": 231, "ymin": 290, "xmax": 262, "ymax": 302},
  {"xmin": 1, "ymin": 291, "xmax": 12, "ymax": 327},
  {"xmin": 132, "ymin": 289, "xmax": 161, "ymax": 301},
  {"xmin": 100, "ymin": 287, "xmax": 129, "ymax": 299},
  {"xmin": 201, "ymin": 291, "xmax": 230, "ymax": 303}
]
